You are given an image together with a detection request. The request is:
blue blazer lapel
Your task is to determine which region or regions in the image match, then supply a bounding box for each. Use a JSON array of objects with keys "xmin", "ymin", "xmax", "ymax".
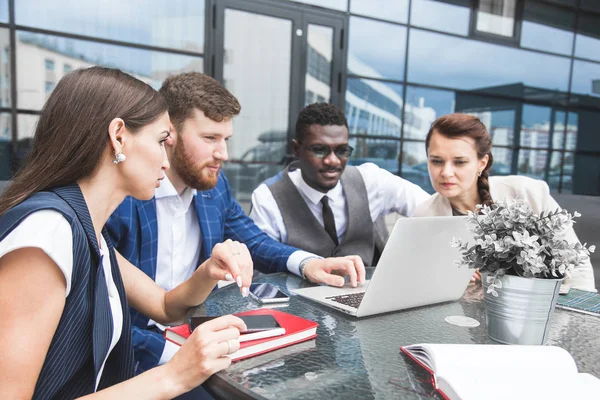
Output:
[
  {"xmin": 50, "ymin": 184, "xmax": 113, "ymax": 382},
  {"xmin": 136, "ymin": 199, "xmax": 159, "ymax": 280}
]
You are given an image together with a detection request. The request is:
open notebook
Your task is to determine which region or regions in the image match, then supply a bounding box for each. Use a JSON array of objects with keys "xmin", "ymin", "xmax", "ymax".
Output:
[{"xmin": 401, "ymin": 344, "xmax": 600, "ymax": 400}]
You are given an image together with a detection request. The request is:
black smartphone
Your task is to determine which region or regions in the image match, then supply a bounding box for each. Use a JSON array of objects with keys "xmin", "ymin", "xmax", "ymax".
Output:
[
  {"xmin": 189, "ymin": 316, "xmax": 217, "ymax": 331},
  {"xmin": 248, "ymin": 283, "xmax": 290, "ymax": 304},
  {"xmin": 189, "ymin": 314, "xmax": 281, "ymax": 333},
  {"xmin": 239, "ymin": 315, "xmax": 282, "ymax": 332}
]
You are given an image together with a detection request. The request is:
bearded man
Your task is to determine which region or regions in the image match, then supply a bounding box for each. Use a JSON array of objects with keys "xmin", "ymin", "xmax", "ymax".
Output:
[{"xmin": 107, "ymin": 73, "xmax": 366, "ymax": 375}]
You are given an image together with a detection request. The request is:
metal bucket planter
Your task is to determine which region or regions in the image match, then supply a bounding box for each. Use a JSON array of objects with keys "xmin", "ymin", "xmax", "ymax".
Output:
[{"xmin": 481, "ymin": 272, "xmax": 562, "ymax": 345}]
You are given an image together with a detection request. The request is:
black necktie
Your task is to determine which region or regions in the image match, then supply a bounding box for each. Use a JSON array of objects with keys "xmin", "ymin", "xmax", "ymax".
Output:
[{"xmin": 321, "ymin": 196, "xmax": 338, "ymax": 245}]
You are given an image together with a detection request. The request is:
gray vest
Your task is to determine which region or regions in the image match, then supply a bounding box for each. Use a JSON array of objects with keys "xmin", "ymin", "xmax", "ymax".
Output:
[{"xmin": 268, "ymin": 163, "xmax": 375, "ymax": 266}]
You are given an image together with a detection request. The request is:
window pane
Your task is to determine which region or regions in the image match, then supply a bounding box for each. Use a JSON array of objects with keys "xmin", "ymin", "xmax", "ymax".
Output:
[
  {"xmin": 575, "ymin": 14, "xmax": 600, "ymax": 62},
  {"xmin": 400, "ymin": 141, "xmax": 433, "ymax": 193},
  {"xmin": 404, "ymin": 86, "xmax": 454, "ymax": 140},
  {"xmin": 0, "ymin": 28, "xmax": 11, "ymax": 107},
  {"xmin": 476, "ymin": 0, "xmax": 517, "ymax": 38},
  {"xmin": 570, "ymin": 60, "xmax": 600, "ymax": 98},
  {"xmin": 348, "ymin": 138, "xmax": 400, "ymax": 175},
  {"xmin": 546, "ymin": 0, "xmax": 576, "ymax": 6},
  {"xmin": 221, "ymin": 9, "xmax": 291, "ymax": 202},
  {"xmin": 408, "ymin": 29, "xmax": 571, "ymax": 92},
  {"xmin": 520, "ymin": 104, "xmax": 551, "ymax": 148},
  {"xmin": 16, "ymin": 32, "xmax": 203, "ymax": 110},
  {"xmin": 561, "ymin": 152, "xmax": 575, "ymax": 193},
  {"xmin": 517, "ymin": 148, "xmax": 547, "ymax": 180},
  {"xmin": 15, "ymin": 114, "xmax": 39, "ymax": 172},
  {"xmin": 0, "ymin": 0, "xmax": 7, "ymax": 22},
  {"xmin": 468, "ymin": 109, "xmax": 516, "ymax": 147},
  {"xmin": 572, "ymin": 154, "xmax": 600, "ymax": 195},
  {"xmin": 490, "ymin": 146, "xmax": 513, "ymax": 176},
  {"xmin": 520, "ymin": 0, "xmax": 575, "ymax": 56},
  {"xmin": 15, "ymin": 0, "xmax": 205, "ymax": 53},
  {"xmin": 553, "ymin": 111, "xmax": 578, "ymax": 151},
  {"xmin": 574, "ymin": 109, "xmax": 600, "ymax": 152},
  {"xmin": 351, "ymin": 0, "xmax": 408, "ymax": 24},
  {"xmin": 348, "ymin": 17, "xmax": 406, "ymax": 81},
  {"xmin": 580, "ymin": 0, "xmax": 600, "ymax": 13},
  {"xmin": 286, "ymin": 0, "xmax": 347, "ymax": 11},
  {"xmin": 346, "ymin": 78, "xmax": 403, "ymax": 137},
  {"xmin": 552, "ymin": 110, "xmax": 566, "ymax": 150},
  {"xmin": 411, "ymin": 0, "xmax": 471, "ymax": 36},
  {"xmin": 455, "ymin": 90, "xmax": 519, "ymax": 147},
  {"xmin": 565, "ymin": 112, "xmax": 577, "ymax": 151},
  {"xmin": 0, "ymin": 113, "xmax": 10, "ymax": 180},
  {"xmin": 305, "ymin": 24, "xmax": 333, "ymax": 105},
  {"xmin": 547, "ymin": 151, "xmax": 563, "ymax": 192}
]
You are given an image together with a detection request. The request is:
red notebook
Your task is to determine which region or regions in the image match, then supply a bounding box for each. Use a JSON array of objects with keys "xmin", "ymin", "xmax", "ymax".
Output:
[{"xmin": 164, "ymin": 309, "xmax": 318, "ymax": 361}]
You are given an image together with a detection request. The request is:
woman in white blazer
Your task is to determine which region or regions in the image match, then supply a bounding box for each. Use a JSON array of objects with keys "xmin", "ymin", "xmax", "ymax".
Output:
[{"xmin": 413, "ymin": 113, "xmax": 595, "ymax": 291}]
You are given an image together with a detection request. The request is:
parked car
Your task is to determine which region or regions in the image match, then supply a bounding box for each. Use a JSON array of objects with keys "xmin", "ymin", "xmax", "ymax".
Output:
[{"xmin": 222, "ymin": 131, "xmax": 288, "ymax": 201}]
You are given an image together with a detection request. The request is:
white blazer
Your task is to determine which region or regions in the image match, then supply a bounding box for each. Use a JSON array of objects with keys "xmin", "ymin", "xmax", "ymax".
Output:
[{"xmin": 413, "ymin": 175, "xmax": 596, "ymax": 291}]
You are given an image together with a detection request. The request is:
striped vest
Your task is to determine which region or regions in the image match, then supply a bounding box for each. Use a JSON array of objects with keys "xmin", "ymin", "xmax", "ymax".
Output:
[{"xmin": 0, "ymin": 184, "xmax": 134, "ymax": 399}]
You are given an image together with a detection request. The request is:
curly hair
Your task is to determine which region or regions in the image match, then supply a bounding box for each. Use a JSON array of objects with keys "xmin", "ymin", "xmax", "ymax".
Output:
[
  {"xmin": 159, "ymin": 72, "xmax": 240, "ymax": 131},
  {"xmin": 295, "ymin": 102, "xmax": 348, "ymax": 142},
  {"xmin": 426, "ymin": 113, "xmax": 494, "ymax": 207}
]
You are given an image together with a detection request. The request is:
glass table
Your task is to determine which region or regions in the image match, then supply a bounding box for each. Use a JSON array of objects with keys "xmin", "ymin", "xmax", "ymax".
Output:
[{"xmin": 191, "ymin": 269, "xmax": 600, "ymax": 399}]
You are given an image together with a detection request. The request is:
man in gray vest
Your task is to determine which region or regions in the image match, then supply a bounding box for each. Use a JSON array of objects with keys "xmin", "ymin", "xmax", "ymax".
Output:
[{"xmin": 250, "ymin": 102, "xmax": 430, "ymax": 282}]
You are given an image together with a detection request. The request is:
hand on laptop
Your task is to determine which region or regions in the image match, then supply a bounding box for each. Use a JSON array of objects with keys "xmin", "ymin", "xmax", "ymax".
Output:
[{"xmin": 302, "ymin": 256, "xmax": 365, "ymax": 287}]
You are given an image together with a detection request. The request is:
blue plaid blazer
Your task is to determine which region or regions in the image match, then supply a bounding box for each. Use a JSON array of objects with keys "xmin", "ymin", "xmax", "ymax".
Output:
[{"xmin": 106, "ymin": 172, "xmax": 297, "ymax": 374}]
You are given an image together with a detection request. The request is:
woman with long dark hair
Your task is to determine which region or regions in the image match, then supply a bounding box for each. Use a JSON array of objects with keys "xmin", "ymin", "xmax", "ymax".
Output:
[
  {"xmin": 0, "ymin": 67, "xmax": 250, "ymax": 398},
  {"xmin": 413, "ymin": 113, "xmax": 595, "ymax": 291}
]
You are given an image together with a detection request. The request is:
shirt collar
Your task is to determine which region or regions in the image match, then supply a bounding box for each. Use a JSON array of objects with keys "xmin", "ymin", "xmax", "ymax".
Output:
[
  {"xmin": 155, "ymin": 174, "xmax": 197, "ymax": 208},
  {"xmin": 289, "ymin": 168, "xmax": 343, "ymax": 205}
]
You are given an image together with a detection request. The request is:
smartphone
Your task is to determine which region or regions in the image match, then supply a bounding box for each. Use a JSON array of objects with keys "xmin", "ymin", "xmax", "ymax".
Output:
[
  {"xmin": 190, "ymin": 315, "xmax": 285, "ymax": 336},
  {"xmin": 189, "ymin": 314, "xmax": 282, "ymax": 334},
  {"xmin": 248, "ymin": 283, "xmax": 290, "ymax": 304},
  {"xmin": 189, "ymin": 315, "xmax": 217, "ymax": 331},
  {"xmin": 239, "ymin": 327, "xmax": 286, "ymax": 342},
  {"xmin": 239, "ymin": 315, "xmax": 282, "ymax": 332}
]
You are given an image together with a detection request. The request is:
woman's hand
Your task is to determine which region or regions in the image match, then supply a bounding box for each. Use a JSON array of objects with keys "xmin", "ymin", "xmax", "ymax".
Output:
[
  {"xmin": 470, "ymin": 269, "xmax": 481, "ymax": 283},
  {"xmin": 162, "ymin": 315, "xmax": 247, "ymax": 395},
  {"xmin": 199, "ymin": 239, "xmax": 254, "ymax": 296}
]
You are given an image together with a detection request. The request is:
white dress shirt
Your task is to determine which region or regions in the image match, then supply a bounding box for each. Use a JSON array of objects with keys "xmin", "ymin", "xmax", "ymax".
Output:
[
  {"xmin": 250, "ymin": 162, "xmax": 430, "ymax": 249},
  {"xmin": 151, "ymin": 175, "xmax": 202, "ymax": 363}
]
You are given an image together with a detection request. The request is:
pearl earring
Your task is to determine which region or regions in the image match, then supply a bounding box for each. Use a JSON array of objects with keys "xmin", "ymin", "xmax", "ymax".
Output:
[
  {"xmin": 478, "ymin": 171, "xmax": 482, "ymax": 177},
  {"xmin": 113, "ymin": 152, "xmax": 126, "ymax": 164}
]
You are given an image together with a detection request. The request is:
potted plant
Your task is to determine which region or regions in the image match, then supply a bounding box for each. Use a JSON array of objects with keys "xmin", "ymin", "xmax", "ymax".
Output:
[{"xmin": 451, "ymin": 198, "xmax": 595, "ymax": 345}]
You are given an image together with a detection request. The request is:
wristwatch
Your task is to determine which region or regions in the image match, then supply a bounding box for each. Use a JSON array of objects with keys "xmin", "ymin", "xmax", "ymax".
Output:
[{"xmin": 299, "ymin": 257, "xmax": 321, "ymax": 280}]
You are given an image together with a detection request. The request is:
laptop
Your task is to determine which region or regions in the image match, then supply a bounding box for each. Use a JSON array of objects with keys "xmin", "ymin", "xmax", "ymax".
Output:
[{"xmin": 291, "ymin": 216, "xmax": 474, "ymax": 318}]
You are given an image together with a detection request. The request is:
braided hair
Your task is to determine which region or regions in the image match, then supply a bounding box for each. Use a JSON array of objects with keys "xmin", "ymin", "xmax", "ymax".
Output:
[{"xmin": 425, "ymin": 113, "xmax": 494, "ymax": 207}]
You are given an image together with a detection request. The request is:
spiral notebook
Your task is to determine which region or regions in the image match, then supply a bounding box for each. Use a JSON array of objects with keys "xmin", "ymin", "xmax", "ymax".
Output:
[{"xmin": 556, "ymin": 288, "xmax": 600, "ymax": 317}]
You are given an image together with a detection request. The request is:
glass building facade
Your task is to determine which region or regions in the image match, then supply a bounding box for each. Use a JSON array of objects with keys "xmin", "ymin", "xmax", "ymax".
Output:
[{"xmin": 1, "ymin": 0, "xmax": 599, "ymax": 199}]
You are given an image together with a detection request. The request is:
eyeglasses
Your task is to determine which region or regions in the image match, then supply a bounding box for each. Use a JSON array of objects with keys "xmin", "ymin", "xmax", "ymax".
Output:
[{"xmin": 303, "ymin": 144, "xmax": 354, "ymax": 159}]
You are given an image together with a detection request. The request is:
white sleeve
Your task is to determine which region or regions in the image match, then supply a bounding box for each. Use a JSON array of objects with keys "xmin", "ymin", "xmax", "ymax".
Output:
[
  {"xmin": 545, "ymin": 192, "xmax": 596, "ymax": 292},
  {"xmin": 357, "ymin": 163, "xmax": 431, "ymax": 219},
  {"xmin": 249, "ymin": 183, "xmax": 287, "ymax": 242},
  {"xmin": 159, "ymin": 339, "xmax": 181, "ymax": 365},
  {"xmin": 0, "ymin": 210, "xmax": 73, "ymax": 296}
]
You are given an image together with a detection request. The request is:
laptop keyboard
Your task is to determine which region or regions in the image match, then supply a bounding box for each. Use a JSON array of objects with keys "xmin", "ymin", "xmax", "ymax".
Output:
[{"xmin": 326, "ymin": 292, "xmax": 365, "ymax": 309}]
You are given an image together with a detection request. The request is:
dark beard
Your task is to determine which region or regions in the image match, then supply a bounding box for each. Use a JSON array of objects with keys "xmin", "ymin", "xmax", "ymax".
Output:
[{"xmin": 171, "ymin": 139, "xmax": 220, "ymax": 191}]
